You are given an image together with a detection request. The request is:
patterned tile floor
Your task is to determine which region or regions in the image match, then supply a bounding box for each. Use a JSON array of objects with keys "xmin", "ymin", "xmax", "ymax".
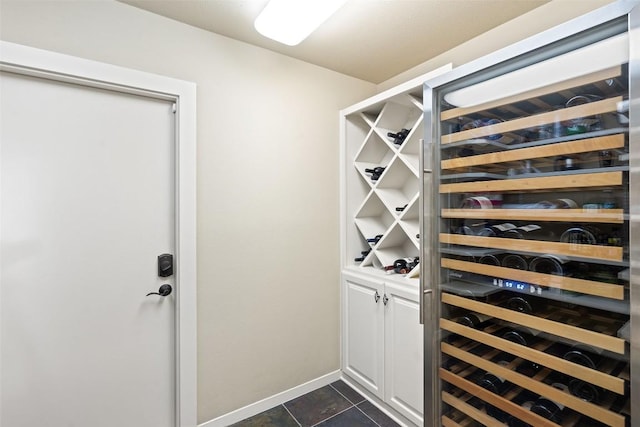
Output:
[{"xmin": 230, "ymin": 380, "xmax": 401, "ymax": 427}]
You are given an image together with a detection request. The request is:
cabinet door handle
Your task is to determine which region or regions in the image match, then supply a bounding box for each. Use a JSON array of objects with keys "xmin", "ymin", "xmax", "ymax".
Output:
[
  {"xmin": 383, "ymin": 294, "xmax": 389, "ymax": 305},
  {"xmin": 374, "ymin": 291, "xmax": 380, "ymax": 303}
]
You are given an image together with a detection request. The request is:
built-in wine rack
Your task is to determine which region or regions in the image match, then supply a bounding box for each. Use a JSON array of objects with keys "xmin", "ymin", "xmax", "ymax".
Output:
[
  {"xmin": 430, "ymin": 24, "xmax": 633, "ymax": 427},
  {"xmin": 342, "ymin": 68, "xmax": 451, "ymax": 281}
]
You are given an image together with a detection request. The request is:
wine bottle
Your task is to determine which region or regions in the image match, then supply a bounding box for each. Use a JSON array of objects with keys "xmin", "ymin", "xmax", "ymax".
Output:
[
  {"xmin": 568, "ymin": 378, "xmax": 602, "ymax": 403},
  {"xmin": 478, "ymin": 352, "xmax": 517, "ymax": 422},
  {"xmin": 455, "ymin": 225, "xmax": 474, "ymax": 235},
  {"xmin": 364, "ymin": 166, "xmax": 385, "ymax": 181},
  {"xmin": 502, "ymin": 327, "xmax": 540, "ymax": 347},
  {"xmin": 476, "ymin": 227, "xmax": 497, "ymax": 237},
  {"xmin": 501, "ymin": 254, "xmax": 528, "ymax": 270},
  {"xmin": 490, "ymin": 222, "xmax": 517, "ymax": 235},
  {"xmin": 478, "ymin": 254, "xmax": 500, "ymax": 265},
  {"xmin": 503, "ymin": 224, "xmax": 547, "ymax": 240},
  {"xmin": 529, "ymin": 255, "xmax": 567, "ymax": 276},
  {"xmin": 364, "ymin": 166, "xmax": 384, "ymax": 175},
  {"xmin": 455, "ymin": 312, "xmax": 492, "ymax": 329},
  {"xmin": 387, "ymin": 128, "xmax": 410, "ymax": 145},
  {"xmin": 393, "ymin": 257, "xmax": 418, "ymax": 274},
  {"xmin": 478, "ymin": 371, "xmax": 511, "ymax": 395},
  {"xmin": 560, "ymin": 225, "xmax": 601, "ymax": 245},
  {"xmin": 563, "ymin": 344, "xmax": 603, "ymax": 370},
  {"xmin": 529, "ymin": 397, "xmax": 564, "ymax": 424},
  {"xmin": 354, "ymin": 249, "xmax": 371, "ymax": 262},
  {"xmin": 506, "ymin": 389, "xmax": 538, "ymax": 427},
  {"xmin": 366, "ymin": 234, "xmax": 383, "ymax": 245},
  {"xmin": 504, "ymin": 295, "xmax": 540, "ymax": 314},
  {"xmin": 479, "ymin": 372, "xmax": 511, "ymax": 422}
]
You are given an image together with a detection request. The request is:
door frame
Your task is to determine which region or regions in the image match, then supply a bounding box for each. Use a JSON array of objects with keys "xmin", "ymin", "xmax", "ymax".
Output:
[{"xmin": 0, "ymin": 41, "xmax": 197, "ymax": 427}]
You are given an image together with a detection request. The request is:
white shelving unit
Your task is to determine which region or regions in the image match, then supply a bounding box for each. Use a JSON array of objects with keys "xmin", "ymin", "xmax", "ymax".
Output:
[
  {"xmin": 339, "ymin": 65, "xmax": 452, "ymax": 426},
  {"xmin": 341, "ymin": 64, "xmax": 451, "ymax": 281}
]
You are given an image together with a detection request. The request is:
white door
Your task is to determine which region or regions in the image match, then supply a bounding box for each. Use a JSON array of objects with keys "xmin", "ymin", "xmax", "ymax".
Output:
[{"xmin": 1, "ymin": 71, "xmax": 176, "ymax": 427}]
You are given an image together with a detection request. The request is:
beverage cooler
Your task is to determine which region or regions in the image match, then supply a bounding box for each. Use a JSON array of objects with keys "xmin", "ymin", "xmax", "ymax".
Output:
[{"xmin": 420, "ymin": 2, "xmax": 638, "ymax": 426}]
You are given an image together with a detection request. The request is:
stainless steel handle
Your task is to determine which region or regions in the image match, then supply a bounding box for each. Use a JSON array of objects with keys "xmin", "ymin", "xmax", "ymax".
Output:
[
  {"xmin": 420, "ymin": 288, "xmax": 433, "ymax": 324},
  {"xmin": 419, "ymin": 137, "xmax": 434, "ymax": 325}
]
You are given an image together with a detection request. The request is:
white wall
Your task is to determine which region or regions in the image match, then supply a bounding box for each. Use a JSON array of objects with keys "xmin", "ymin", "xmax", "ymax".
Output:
[{"xmin": 0, "ymin": 0, "xmax": 376, "ymax": 422}]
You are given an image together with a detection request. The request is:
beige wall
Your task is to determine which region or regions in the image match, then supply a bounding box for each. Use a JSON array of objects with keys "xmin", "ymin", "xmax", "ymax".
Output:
[
  {"xmin": 379, "ymin": 0, "xmax": 616, "ymax": 91},
  {"xmin": 0, "ymin": 0, "xmax": 376, "ymax": 422}
]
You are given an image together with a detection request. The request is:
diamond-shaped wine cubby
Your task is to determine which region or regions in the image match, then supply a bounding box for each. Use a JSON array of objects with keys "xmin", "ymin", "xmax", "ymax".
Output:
[
  {"xmin": 397, "ymin": 117, "xmax": 424, "ymax": 175},
  {"xmin": 374, "ymin": 158, "xmax": 418, "ymax": 214},
  {"xmin": 374, "ymin": 99, "xmax": 422, "ymax": 149},
  {"xmin": 374, "ymin": 224, "xmax": 419, "ymax": 271},
  {"xmin": 354, "ymin": 191, "xmax": 395, "ymax": 245},
  {"xmin": 354, "ymin": 130, "xmax": 395, "ymax": 185},
  {"xmin": 398, "ymin": 194, "xmax": 420, "ymax": 247}
]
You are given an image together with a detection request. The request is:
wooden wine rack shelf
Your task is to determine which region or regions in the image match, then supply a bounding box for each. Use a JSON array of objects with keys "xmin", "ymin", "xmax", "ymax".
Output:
[
  {"xmin": 441, "ymin": 390, "xmax": 503, "ymax": 427},
  {"xmin": 440, "ymin": 369, "xmax": 559, "ymax": 427},
  {"xmin": 441, "ymin": 208, "xmax": 624, "ymax": 224},
  {"xmin": 440, "ymin": 66, "xmax": 622, "ymax": 121},
  {"xmin": 441, "ymin": 342, "xmax": 626, "ymax": 427},
  {"xmin": 441, "ymin": 416, "xmax": 462, "ymax": 427},
  {"xmin": 440, "ymin": 233, "xmax": 623, "ymax": 262},
  {"xmin": 441, "ymin": 133, "xmax": 625, "ymax": 170},
  {"xmin": 441, "ymin": 292, "xmax": 626, "ymax": 354},
  {"xmin": 439, "ymin": 171, "xmax": 622, "ymax": 194},
  {"xmin": 441, "ymin": 258, "xmax": 625, "ymax": 300},
  {"xmin": 440, "ymin": 318, "xmax": 626, "ymax": 394},
  {"xmin": 441, "ymin": 96, "xmax": 623, "ymax": 144}
]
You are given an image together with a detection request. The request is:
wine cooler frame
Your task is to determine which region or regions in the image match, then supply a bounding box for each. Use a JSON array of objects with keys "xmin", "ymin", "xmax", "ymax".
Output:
[{"xmin": 420, "ymin": 1, "xmax": 639, "ymax": 426}]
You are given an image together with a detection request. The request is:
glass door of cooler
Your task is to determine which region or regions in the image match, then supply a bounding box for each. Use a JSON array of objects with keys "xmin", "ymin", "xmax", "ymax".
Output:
[{"xmin": 421, "ymin": 3, "xmax": 638, "ymax": 427}]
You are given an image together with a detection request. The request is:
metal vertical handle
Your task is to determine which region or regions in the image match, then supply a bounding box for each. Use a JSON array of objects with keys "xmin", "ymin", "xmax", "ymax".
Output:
[
  {"xmin": 419, "ymin": 137, "xmax": 434, "ymax": 324},
  {"xmin": 374, "ymin": 290, "xmax": 380, "ymax": 303}
]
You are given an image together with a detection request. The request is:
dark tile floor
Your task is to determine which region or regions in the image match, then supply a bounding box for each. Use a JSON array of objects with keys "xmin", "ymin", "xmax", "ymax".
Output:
[{"xmin": 230, "ymin": 380, "xmax": 402, "ymax": 427}]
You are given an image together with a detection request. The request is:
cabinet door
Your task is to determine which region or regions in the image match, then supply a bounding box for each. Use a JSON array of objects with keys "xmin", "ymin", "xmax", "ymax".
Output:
[
  {"xmin": 342, "ymin": 275, "xmax": 384, "ymax": 397},
  {"xmin": 384, "ymin": 283, "xmax": 423, "ymax": 425}
]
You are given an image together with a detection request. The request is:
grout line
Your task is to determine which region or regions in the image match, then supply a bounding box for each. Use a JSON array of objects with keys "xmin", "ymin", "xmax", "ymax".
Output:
[
  {"xmin": 353, "ymin": 401, "xmax": 382, "ymax": 427},
  {"xmin": 328, "ymin": 383, "xmax": 382, "ymax": 427},
  {"xmin": 309, "ymin": 404, "xmax": 355, "ymax": 427},
  {"xmin": 282, "ymin": 404, "xmax": 302, "ymax": 427},
  {"xmin": 329, "ymin": 382, "xmax": 366, "ymax": 406}
]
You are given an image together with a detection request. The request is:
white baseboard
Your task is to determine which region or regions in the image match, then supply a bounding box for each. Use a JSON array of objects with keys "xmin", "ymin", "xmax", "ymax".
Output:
[{"xmin": 199, "ymin": 370, "xmax": 342, "ymax": 427}]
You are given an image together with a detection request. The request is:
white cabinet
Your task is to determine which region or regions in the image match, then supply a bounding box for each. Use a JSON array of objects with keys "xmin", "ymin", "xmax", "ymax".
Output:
[
  {"xmin": 342, "ymin": 273, "xmax": 385, "ymax": 396},
  {"xmin": 341, "ymin": 272, "xmax": 423, "ymax": 426},
  {"xmin": 384, "ymin": 282, "xmax": 423, "ymax": 425}
]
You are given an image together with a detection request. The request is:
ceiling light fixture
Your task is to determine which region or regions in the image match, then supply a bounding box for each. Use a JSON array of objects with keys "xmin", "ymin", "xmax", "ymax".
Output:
[{"xmin": 254, "ymin": 0, "xmax": 347, "ymax": 46}]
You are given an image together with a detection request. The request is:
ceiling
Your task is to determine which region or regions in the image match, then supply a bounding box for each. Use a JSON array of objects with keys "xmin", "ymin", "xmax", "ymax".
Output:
[{"xmin": 119, "ymin": 0, "xmax": 551, "ymax": 84}]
